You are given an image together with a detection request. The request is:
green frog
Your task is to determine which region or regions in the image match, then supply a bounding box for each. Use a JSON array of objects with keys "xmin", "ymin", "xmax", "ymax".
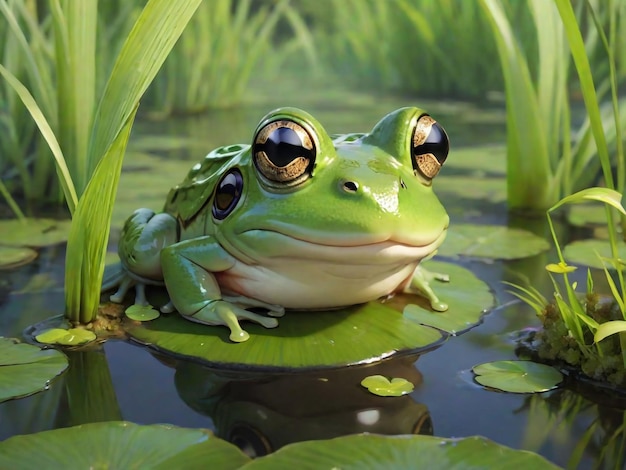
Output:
[{"xmin": 104, "ymin": 107, "xmax": 450, "ymax": 342}]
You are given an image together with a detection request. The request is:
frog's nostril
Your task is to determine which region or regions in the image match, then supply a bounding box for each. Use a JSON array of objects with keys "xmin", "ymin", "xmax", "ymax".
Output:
[{"xmin": 342, "ymin": 181, "xmax": 359, "ymax": 193}]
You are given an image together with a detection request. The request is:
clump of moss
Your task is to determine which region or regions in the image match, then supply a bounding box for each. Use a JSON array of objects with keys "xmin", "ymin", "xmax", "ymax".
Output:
[{"xmin": 529, "ymin": 294, "xmax": 626, "ymax": 388}]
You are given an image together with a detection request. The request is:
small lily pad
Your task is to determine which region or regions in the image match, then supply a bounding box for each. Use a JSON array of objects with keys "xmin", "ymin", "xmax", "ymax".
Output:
[
  {"xmin": 0, "ymin": 218, "xmax": 72, "ymax": 247},
  {"xmin": 438, "ymin": 224, "xmax": 550, "ymax": 259},
  {"xmin": 0, "ymin": 337, "xmax": 68, "ymax": 402},
  {"xmin": 125, "ymin": 304, "xmax": 161, "ymax": 321},
  {"xmin": 0, "ymin": 245, "xmax": 38, "ymax": 269},
  {"xmin": 240, "ymin": 434, "xmax": 559, "ymax": 469},
  {"xmin": 0, "ymin": 422, "xmax": 249, "ymax": 469},
  {"xmin": 444, "ymin": 144, "xmax": 507, "ymax": 175},
  {"xmin": 472, "ymin": 360, "xmax": 563, "ymax": 393},
  {"xmin": 563, "ymin": 239, "xmax": 626, "ymax": 269},
  {"xmin": 35, "ymin": 328, "xmax": 97, "ymax": 346},
  {"xmin": 361, "ymin": 375, "xmax": 414, "ymax": 396}
]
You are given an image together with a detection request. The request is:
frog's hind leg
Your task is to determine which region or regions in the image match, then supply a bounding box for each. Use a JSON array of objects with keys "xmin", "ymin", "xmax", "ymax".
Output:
[{"xmin": 106, "ymin": 209, "xmax": 178, "ymax": 307}]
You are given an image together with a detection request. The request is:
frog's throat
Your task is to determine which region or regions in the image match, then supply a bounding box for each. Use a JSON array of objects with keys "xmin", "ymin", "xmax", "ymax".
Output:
[{"xmin": 220, "ymin": 229, "xmax": 447, "ymax": 266}]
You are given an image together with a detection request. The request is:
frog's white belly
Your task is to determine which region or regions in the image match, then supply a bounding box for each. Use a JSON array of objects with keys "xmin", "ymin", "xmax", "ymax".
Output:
[{"xmin": 215, "ymin": 238, "xmax": 430, "ymax": 309}]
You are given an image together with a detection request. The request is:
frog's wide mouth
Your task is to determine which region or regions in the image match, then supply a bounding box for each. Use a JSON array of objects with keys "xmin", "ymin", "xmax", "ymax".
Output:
[{"xmin": 227, "ymin": 228, "xmax": 448, "ymax": 265}]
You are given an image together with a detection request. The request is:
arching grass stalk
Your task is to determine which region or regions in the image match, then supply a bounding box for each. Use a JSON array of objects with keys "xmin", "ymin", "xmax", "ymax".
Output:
[{"xmin": 0, "ymin": 0, "xmax": 202, "ymax": 323}]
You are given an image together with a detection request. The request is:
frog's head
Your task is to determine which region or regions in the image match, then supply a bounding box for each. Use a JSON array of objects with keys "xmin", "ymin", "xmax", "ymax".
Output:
[{"xmin": 210, "ymin": 107, "xmax": 450, "ymax": 263}]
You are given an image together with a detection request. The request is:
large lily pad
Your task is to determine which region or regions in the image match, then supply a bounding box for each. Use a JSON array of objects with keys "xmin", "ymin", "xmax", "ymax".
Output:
[
  {"xmin": 563, "ymin": 239, "xmax": 626, "ymax": 269},
  {"xmin": 400, "ymin": 261, "xmax": 493, "ymax": 335},
  {"xmin": 125, "ymin": 261, "xmax": 493, "ymax": 371},
  {"xmin": 0, "ymin": 218, "xmax": 72, "ymax": 247},
  {"xmin": 438, "ymin": 224, "xmax": 550, "ymax": 259},
  {"xmin": 239, "ymin": 434, "xmax": 559, "ymax": 469},
  {"xmin": 0, "ymin": 422, "xmax": 249, "ymax": 469},
  {"xmin": 0, "ymin": 337, "xmax": 68, "ymax": 402}
]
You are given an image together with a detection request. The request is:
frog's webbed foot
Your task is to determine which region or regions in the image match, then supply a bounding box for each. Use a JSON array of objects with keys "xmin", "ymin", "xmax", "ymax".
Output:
[
  {"xmin": 404, "ymin": 265, "xmax": 450, "ymax": 312},
  {"xmin": 222, "ymin": 294, "xmax": 285, "ymax": 318},
  {"xmin": 103, "ymin": 264, "xmax": 168, "ymax": 309},
  {"xmin": 183, "ymin": 300, "xmax": 279, "ymax": 343}
]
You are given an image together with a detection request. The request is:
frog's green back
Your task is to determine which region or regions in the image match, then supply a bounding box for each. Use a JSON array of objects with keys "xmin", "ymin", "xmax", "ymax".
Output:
[{"xmin": 163, "ymin": 144, "xmax": 248, "ymax": 227}]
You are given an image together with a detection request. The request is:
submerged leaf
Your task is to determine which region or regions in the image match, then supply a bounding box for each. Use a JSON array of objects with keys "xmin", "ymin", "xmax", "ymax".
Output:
[
  {"xmin": 0, "ymin": 337, "xmax": 68, "ymax": 402},
  {"xmin": 361, "ymin": 375, "xmax": 414, "ymax": 397},
  {"xmin": 473, "ymin": 360, "xmax": 562, "ymax": 393}
]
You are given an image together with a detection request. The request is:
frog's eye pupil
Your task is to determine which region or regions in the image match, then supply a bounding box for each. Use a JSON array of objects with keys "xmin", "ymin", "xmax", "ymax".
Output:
[
  {"xmin": 260, "ymin": 127, "xmax": 313, "ymax": 167},
  {"xmin": 213, "ymin": 169, "xmax": 243, "ymax": 220},
  {"xmin": 412, "ymin": 116, "xmax": 449, "ymax": 179},
  {"xmin": 253, "ymin": 119, "xmax": 316, "ymax": 184}
]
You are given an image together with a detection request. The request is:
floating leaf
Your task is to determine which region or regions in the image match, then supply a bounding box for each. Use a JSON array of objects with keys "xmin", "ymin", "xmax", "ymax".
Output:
[
  {"xmin": 0, "ymin": 337, "xmax": 68, "ymax": 402},
  {"xmin": 361, "ymin": 375, "xmax": 414, "ymax": 397},
  {"xmin": 563, "ymin": 239, "xmax": 626, "ymax": 269},
  {"xmin": 0, "ymin": 246, "xmax": 37, "ymax": 269},
  {"xmin": 444, "ymin": 144, "xmax": 507, "ymax": 175},
  {"xmin": 0, "ymin": 218, "xmax": 71, "ymax": 247},
  {"xmin": 125, "ymin": 304, "xmax": 161, "ymax": 321},
  {"xmin": 438, "ymin": 224, "xmax": 550, "ymax": 259},
  {"xmin": 35, "ymin": 328, "xmax": 96, "ymax": 346},
  {"xmin": 240, "ymin": 434, "xmax": 559, "ymax": 469},
  {"xmin": 472, "ymin": 360, "xmax": 562, "ymax": 393},
  {"xmin": 545, "ymin": 262, "xmax": 577, "ymax": 273},
  {"xmin": 0, "ymin": 422, "xmax": 249, "ymax": 469},
  {"xmin": 126, "ymin": 261, "xmax": 491, "ymax": 371}
]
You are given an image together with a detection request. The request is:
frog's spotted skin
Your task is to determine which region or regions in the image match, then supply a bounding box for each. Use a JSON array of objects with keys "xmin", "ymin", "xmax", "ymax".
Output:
[{"xmin": 104, "ymin": 107, "xmax": 451, "ymax": 342}]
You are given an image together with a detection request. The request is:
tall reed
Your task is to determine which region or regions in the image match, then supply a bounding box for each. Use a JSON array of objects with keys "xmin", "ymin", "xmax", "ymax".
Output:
[{"xmin": 0, "ymin": 0, "xmax": 202, "ymax": 323}]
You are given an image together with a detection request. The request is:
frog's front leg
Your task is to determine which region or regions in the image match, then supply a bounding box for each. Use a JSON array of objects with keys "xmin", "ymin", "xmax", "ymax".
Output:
[
  {"xmin": 161, "ymin": 237, "xmax": 279, "ymax": 343},
  {"xmin": 404, "ymin": 265, "xmax": 449, "ymax": 312}
]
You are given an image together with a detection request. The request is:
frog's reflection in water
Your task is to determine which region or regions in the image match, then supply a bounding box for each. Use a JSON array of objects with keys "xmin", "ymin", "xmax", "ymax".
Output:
[{"xmin": 159, "ymin": 354, "xmax": 432, "ymax": 457}]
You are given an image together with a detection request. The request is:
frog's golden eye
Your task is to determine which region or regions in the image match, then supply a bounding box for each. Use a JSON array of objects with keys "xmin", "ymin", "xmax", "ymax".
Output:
[
  {"xmin": 253, "ymin": 119, "xmax": 315, "ymax": 184},
  {"xmin": 212, "ymin": 169, "xmax": 243, "ymax": 220},
  {"xmin": 412, "ymin": 115, "xmax": 449, "ymax": 179}
]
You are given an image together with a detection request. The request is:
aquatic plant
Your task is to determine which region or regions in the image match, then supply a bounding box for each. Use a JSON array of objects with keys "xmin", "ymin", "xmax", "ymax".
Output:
[
  {"xmin": 0, "ymin": 0, "xmax": 201, "ymax": 323},
  {"xmin": 145, "ymin": 0, "xmax": 315, "ymax": 116},
  {"xmin": 313, "ymin": 0, "xmax": 514, "ymax": 99},
  {"xmin": 510, "ymin": 187, "xmax": 626, "ymax": 386},
  {"xmin": 479, "ymin": 0, "xmax": 626, "ymax": 212}
]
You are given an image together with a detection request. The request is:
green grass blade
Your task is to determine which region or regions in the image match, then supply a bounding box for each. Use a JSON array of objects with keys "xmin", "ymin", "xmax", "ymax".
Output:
[
  {"xmin": 86, "ymin": 0, "xmax": 202, "ymax": 176},
  {"xmin": 554, "ymin": 0, "xmax": 614, "ymax": 189},
  {"xmin": 0, "ymin": 64, "xmax": 77, "ymax": 214},
  {"xmin": 51, "ymin": 0, "xmax": 97, "ymax": 196},
  {"xmin": 65, "ymin": 107, "xmax": 137, "ymax": 323}
]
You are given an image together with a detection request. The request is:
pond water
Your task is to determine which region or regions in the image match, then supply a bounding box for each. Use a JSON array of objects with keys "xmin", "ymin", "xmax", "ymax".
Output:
[{"xmin": 0, "ymin": 86, "xmax": 624, "ymax": 469}]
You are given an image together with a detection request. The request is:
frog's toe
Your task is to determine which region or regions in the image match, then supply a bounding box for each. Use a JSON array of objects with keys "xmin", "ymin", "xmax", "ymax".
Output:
[
  {"xmin": 110, "ymin": 276, "xmax": 134, "ymax": 303},
  {"xmin": 160, "ymin": 300, "xmax": 175, "ymax": 313},
  {"xmin": 266, "ymin": 305, "xmax": 285, "ymax": 318},
  {"xmin": 430, "ymin": 299, "xmax": 448, "ymax": 312}
]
